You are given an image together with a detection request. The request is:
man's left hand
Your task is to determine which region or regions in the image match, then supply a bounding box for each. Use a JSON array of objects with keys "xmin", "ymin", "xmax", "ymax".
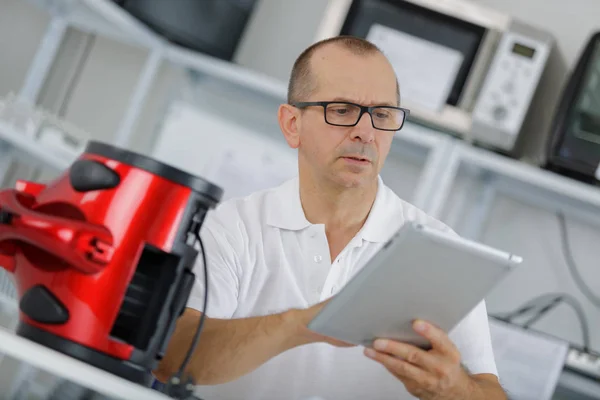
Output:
[{"xmin": 364, "ymin": 320, "xmax": 484, "ymax": 400}]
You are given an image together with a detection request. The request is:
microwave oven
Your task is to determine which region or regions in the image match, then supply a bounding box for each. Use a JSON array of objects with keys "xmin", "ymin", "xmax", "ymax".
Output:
[
  {"xmin": 234, "ymin": 0, "xmax": 567, "ymax": 164},
  {"xmin": 546, "ymin": 31, "xmax": 600, "ymax": 183}
]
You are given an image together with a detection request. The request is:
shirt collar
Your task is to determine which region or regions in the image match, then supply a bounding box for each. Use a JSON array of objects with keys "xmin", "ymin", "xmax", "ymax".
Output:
[
  {"xmin": 266, "ymin": 177, "xmax": 311, "ymax": 231},
  {"xmin": 266, "ymin": 176, "xmax": 403, "ymax": 243},
  {"xmin": 358, "ymin": 175, "xmax": 402, "ymax": 243}
]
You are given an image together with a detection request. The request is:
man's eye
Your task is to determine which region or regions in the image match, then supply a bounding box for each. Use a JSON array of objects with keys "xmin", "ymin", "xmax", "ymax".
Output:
[
  {"xmin": 375, "ymin": 112, "xmax": 390, "ymax": 119},
  {"xmin": 331, "ymin": 107, "xmax": 349, "ymax": 115}
]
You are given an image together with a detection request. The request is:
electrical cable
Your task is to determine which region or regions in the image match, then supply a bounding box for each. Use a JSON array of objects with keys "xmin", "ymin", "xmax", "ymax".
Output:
[
  {"xmin": 162, "ymin": 227, "xmax": 208, "ymax": 400},
  {"xmin": 556, "ymin": 211, "xmax": 600, "ymax": 309},
  {"xmin": 56, "ymin": 33, "xmax": 96, "ymax": 118},
  {"xmin": 491, "ymin": 292, "xmax": 565, "ymax": 322},
  {"xmin": 493, "ymin": 292, "xmax": 591, "ymax": 353},
  {"xmin": 520, "ymin": 293, "xmax": 590, "ymax": 353},
  {"xmin": 521, "ymin": 296, "xmax": 562, "ymax": 328},
  {"xmin": 178, "ymin": 232, "xmax": 209, "ymax": 377}
]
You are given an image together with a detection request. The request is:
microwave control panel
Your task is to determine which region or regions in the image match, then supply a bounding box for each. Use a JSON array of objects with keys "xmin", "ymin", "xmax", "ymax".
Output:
[{"xmin": 471, "ymin": 23, "xmax": 553, "ymax": 151}]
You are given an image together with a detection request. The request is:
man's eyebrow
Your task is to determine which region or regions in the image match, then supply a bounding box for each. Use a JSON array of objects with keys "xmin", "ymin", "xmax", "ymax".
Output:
[{"xmin": 330, "ymin": 97, "xmax": 398, "ymax": 107}]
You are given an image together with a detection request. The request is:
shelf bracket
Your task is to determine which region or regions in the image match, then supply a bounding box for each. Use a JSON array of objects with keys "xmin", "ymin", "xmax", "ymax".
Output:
[
  {"xmin": 113, "ymin": 48, "xmax": 164, "ymax": 148},
  {"xmin": 413, "ymin": 138, "xmax": 462, "ymax": 219},
  {"xmin": 459, "ymin": 172, "xmax": 497, "ymax": 241},
  {"xmin": 18, "ymin": 16, "xmax": 68, "ymax": 104}
]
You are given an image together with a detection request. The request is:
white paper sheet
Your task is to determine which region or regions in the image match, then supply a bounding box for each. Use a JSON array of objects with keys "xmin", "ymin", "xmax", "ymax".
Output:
[
  {"xmin": 151, "ymin": 101, "xmax": 298, "ymax": 200},
  {"xmin": 488, "ymin": 319, "xmax": 569, "ymax": 400},
  {"xmin": 203, "ymin": 145, "xmax": 297, "ymax": 201},
  {"xmin": 366, "ymin": 24, "xmax": 464, "ymax": 112}
]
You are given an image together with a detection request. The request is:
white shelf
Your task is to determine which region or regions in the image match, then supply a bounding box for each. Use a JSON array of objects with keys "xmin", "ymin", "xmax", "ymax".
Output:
[
  {"xmin": 456, "ymin": 142, "xmax": 600, "ymax": 223},
  {"xmin": 0, "ymin": 326, "xmax": 172, "ymax": 400},
  {"xmin": 459, "ymin": 143, "xmax": 600, "ymax": 207},
  {"xmin": 0, "ymin": 120, "xmax": 79, "ymax": 171},
  {"xmin": 166, "ymin": 46, "xmax": 288, "ymax": 101},
  {"xmin": 28, "ymin": 0, "xmax": 162, "ymax": 48}
]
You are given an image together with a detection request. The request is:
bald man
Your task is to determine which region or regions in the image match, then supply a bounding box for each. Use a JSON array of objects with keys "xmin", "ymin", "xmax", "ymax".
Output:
[{"xmin": 155, "ymin": 36, "xmax": 506, "ymax": 400}]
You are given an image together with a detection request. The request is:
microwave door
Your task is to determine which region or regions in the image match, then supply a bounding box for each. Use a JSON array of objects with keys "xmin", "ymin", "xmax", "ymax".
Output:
[
  {"xmin": 578, "ymin": 58, "xmax": 600, "ymax": 132},
  {"xmin": 578, "ymin": 55, "xmax": 600, "ymax": 180},
  {"xmin": 573, "ymin": 41, "xmax": 600, "ymax": 143},
  {"xmin": 549, "ymin": 33, "xmax": 600, "ymax": 180}
]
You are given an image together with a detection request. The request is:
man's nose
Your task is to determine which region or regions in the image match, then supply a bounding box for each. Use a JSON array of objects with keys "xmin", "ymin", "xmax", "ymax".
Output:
[{"xmin": 351, "ymin": 112, "xmax": 376, "ymax": 143}]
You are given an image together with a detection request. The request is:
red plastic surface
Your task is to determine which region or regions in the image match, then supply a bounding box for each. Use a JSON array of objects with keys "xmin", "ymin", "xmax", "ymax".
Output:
[{"xmin": 0, "ymin": 152, "xmax": 192, "ymax": 360}]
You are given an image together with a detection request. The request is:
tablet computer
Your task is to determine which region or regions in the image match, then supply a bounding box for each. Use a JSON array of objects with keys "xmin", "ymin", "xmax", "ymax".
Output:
[{"xmin": 307, "ymin": 221, "xmax": 522, "ymax": 349}]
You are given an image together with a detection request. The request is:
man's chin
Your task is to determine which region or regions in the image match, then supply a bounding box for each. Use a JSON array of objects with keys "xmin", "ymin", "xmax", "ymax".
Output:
[{"xmin": 330, "ymin": 171, "xmax": 376, "ymax": 189}]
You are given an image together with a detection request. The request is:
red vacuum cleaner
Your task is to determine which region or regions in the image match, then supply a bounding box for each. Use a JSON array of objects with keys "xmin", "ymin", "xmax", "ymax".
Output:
[{"xmin": 0, "ymin": 141, "xmax": 222, "ymax": 387}]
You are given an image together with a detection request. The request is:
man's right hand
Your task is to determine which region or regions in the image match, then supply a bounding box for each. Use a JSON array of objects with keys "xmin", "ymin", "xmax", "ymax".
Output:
[{"xmin": 286, "ymin": 299, "xmax": 356, "ymax": 348}]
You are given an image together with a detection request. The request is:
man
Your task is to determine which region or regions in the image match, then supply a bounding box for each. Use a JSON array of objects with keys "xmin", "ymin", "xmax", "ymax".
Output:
[{"xmin": 155, "ymin": 36, "xmax": 506, "ymax": 400}]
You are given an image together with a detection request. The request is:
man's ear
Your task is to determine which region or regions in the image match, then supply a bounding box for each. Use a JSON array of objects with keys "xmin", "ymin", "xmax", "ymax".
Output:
[{"xmin": 278, "ymin": 104, "xmax": 301, "ymax": 149}]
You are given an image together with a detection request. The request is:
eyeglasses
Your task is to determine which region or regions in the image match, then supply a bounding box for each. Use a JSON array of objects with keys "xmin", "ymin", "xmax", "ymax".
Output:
[{"xmin": 291, "ymin": 101, "xmax": 410, "ymax": 131}]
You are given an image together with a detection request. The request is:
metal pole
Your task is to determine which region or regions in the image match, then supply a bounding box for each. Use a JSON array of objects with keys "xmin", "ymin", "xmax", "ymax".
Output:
[
  {"xmin": 425, "ymin": 140, "xmax": 462, "ymax": 219},
  {"xmin": 18, "ymin": 16, "xmax": 68, "ymax": 104},
  {"xmin": 113, "ymin": 49, "xmax": 164, "ymax": 148},
  {"xmin": 459, "ymin": 174, "xmax": 497, "ymax": 241},
  {"xmin": 0, "ymin": 142, "xmax": 13, "ymax": 188},
  {"xmin": 412, "ymin": 137, "xmax": 457, "ymax": 213}
]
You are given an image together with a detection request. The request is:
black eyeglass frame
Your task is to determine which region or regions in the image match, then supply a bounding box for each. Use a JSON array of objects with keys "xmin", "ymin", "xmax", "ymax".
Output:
[{"xmin": 291, "ymin": 101, "xmax": 411, "ymax": 131}]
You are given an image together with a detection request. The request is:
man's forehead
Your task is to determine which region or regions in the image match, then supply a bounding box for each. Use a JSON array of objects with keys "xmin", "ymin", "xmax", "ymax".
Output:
[
  {"xmin": 310, "ymin": 44, "xmax": 388, "ymax": 69},
  {"xmin": 309, "ymin": 50, "xmax": 398, "ymax": 104}
]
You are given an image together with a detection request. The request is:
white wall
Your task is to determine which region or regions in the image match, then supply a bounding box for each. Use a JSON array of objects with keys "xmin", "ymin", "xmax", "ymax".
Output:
[
  {"xmin": 480, "ymin": 196, "xmax": 600, "ymax": 352},
  {"xmin": 233, "ymin": 0, "xmax": 332, "ymax": 83}
]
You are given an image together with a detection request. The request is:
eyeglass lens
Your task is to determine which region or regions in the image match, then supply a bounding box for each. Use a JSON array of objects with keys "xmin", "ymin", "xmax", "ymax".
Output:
[{"xmin": 325, "ymin": 103, "xmax": 405, "ymax": 130}]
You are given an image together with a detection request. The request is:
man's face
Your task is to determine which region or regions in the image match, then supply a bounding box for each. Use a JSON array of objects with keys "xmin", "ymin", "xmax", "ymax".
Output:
[{"xmin": 286, "ymin": 46, "xmax": 399, "ymax": 189}]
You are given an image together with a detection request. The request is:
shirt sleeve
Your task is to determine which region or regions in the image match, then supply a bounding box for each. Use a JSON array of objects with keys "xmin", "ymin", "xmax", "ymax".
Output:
[
  {"xmin": 449, "ymin": 300, "xmax": 499, "ymax": 377},
  {"xmin": 186, "ymin": 209, "xmax": 241, "ymax": 319}
]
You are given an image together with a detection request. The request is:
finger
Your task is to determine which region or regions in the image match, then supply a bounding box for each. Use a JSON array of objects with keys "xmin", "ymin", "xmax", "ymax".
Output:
[
  {"xmin": 372, "ymin": 339, "xmax": 440, "ymax": 372},
  {"xmin": 364, "ymin": 348, "xmax": 432, "ymax": 384},
  {"xmin": 413, "ymin": 320, "xmax": 460, "ymax": 362}
]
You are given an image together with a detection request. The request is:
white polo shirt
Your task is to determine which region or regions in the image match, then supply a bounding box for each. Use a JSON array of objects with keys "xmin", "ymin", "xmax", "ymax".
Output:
[{"xmin": 187, "ymin": 176, "xmax": 498, "ymax": 400}]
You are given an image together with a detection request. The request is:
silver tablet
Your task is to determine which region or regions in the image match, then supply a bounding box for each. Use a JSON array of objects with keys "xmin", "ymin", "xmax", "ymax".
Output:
[{"xmin": 308, "ymin": 221, "xmax": 522, "ymax": 349}]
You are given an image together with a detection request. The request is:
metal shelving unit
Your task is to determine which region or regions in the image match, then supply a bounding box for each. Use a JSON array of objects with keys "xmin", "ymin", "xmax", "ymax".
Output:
[
  {"xmin": 20, "ymin": 0, "xmax": 451, "ymax": 156},
  {"xmin": 441, "ymin": 141, "xmax": 600, "ymax": 240},
  {"xmin": 24, "ymin": 0, "xmax": 288, "ymax": 147}
]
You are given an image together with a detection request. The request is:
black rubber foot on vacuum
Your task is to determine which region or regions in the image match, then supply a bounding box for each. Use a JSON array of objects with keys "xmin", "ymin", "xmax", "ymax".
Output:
[{"xmin": 17, "ymin": 322, "xmax": 153, "ymax": 386}]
